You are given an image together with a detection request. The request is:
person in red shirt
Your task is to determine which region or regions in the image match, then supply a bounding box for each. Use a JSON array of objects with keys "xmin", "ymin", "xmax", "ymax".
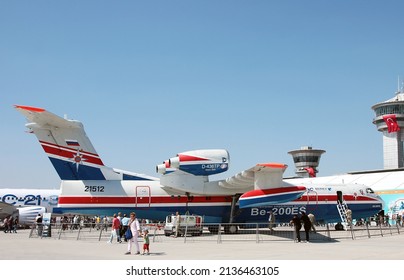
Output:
[{"xmin": 107, "ymin": 214, "xmax": 122, "ymax": 244}]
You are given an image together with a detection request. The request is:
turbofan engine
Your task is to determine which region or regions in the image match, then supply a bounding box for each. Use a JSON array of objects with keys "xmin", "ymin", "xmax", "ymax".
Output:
[
  {"xmin": 17, "ymin": 206, "xmax": 46, "ymax": 225},
  {"xmin": 156, "ymin": 149, "xmax": 229, "ymax": 176}
]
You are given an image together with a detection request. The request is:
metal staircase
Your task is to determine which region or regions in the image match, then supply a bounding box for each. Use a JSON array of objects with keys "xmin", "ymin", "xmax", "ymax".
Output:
[
  {"xmin": 336, "ymin": 200, "xmax": 348, "ymax": 223},
  {"xmin": 336, "ymin": 200, "xmax": 355, "ymax": 238}
]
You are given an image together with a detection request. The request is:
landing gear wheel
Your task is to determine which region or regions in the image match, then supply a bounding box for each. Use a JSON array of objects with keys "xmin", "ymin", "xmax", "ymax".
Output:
[
  {"xmin": 224, "ymin": 224, "xmax": 238, "ymax": 234},
  {"xmin": 335, "ymin": 222, "xmax": 344, "ymax": 231}
]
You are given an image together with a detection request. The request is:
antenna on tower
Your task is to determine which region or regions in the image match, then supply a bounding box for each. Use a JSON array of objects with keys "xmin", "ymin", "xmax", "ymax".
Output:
[
  {"xmin": 397, "ymin": 75, "xmax": 400, "ymax": 94},
  {"xmin": 401, "ymin": 78, "xmax": 404, "ymax": 93},
  {"xmin": 397, "ymin": 75, "xmax": 404, "ymax": 94}
]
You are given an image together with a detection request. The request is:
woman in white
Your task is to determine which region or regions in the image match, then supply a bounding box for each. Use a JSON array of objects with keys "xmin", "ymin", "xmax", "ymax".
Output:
[{"xmin": 125, "ymin": 212, "xmax": 141, "ymax": 255}]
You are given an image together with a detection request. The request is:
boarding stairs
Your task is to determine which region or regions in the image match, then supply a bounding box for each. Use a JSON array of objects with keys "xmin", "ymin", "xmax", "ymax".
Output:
[
  {"xmin": 336, "ymin": 201, "xmax": 348, "ymax": 224},
  {"xmin": 336, "ymin": 201, "xmax": 355, "ymax": 238}
]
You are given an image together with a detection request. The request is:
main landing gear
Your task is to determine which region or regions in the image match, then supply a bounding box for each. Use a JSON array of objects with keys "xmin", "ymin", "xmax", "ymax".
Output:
[
  {"xmin": 225, "ymin": 194, "xmax": 241, "ymax": 234},
  {"xmin": 207, "ymin": 194, "xmax": 242, "ymax": 234}
]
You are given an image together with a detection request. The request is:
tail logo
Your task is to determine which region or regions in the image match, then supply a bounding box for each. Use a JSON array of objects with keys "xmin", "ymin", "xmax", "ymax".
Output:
[{"xmin": 72, "ymin": 150, "xmax": 86, "ymax": 171}]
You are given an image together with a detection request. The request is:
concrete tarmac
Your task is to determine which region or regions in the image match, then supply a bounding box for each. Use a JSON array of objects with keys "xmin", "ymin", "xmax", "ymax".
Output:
[{"xmin": 1, "ymin": 229, "xmax": 403, "ymax": 260}]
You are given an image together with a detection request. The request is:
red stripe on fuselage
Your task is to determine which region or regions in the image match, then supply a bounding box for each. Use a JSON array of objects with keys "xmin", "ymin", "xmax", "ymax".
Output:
[
  {"xmin": 57, "ymin": 194, "xmax": 378, "ymax": 205},
  {"xmin": 298, "ymin": 194, "xmax": 378, "ymax": 202},
  {"xmin": 58, "ymin": 195, "xmax": 232, "ymax": 205}
]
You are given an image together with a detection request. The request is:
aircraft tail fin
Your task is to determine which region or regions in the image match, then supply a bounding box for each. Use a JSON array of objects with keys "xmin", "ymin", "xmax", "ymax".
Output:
[{"xmin": 14, "ymin": 105, "xmax": 156, "ymax": 181}]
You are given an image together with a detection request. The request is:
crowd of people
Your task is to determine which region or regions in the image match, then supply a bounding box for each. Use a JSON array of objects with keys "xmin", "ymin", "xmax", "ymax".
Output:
[
  {"xmin": 2, "ymin": 216, "xmax": 18, "ymax": 233},
  {"xmin": 31, "ymin": 211, "xmax": 151, "ymax": 255}
]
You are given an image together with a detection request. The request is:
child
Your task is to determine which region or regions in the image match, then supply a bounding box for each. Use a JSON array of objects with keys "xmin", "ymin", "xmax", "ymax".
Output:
[{"xmin": 142, "ymin": 229, "xmax": 150, "ymax": 255}]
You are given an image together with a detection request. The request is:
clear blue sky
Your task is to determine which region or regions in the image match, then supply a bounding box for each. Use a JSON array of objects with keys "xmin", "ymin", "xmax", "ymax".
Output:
[{"xmin": 1, "ymin": 0, "xmax": 404, "ymax": 189}]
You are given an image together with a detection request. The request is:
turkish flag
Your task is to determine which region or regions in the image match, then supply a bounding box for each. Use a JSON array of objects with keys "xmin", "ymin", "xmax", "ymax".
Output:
[
  {"xmin": 304, "ymin": 167, "xmax": 316, "ymax": 178},
  {"xmin": 383, "ymin": 114, "xmax": 400, "ymax": 133}
]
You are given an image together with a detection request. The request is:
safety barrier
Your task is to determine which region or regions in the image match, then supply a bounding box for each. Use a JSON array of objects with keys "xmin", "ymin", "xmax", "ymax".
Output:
[
  {"xmin": 29, "ymin": 222, "xmax": 112, "ymax": 240},
  {"xmin": 170, "ymin": 222, "xmax": 402, "ymax": 243},
  {"xmin": 28, "ymin": 222, "xmax": 401, "ymax": 243}
]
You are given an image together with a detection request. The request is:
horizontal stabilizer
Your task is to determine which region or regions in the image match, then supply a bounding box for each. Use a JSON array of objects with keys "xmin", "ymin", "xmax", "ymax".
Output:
[{"xmin": 15, "ymin": 105, "xmax": 82, "ymax": 129}]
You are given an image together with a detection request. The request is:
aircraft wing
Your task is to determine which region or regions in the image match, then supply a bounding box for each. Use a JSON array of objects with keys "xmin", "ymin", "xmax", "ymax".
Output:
[
  {"xmin": 0, "ymin": 202, "xmax": 18, "ymax": 220},
  {"xmin": 218, "ymin": 163, "xmax": 287, "ymax": 190},
  {"xmin": 157, "ymin": 150, "xmax": 306, "ymax": 206},
  {"xmin": 219, "ymin": 163, "xmax": 306, "ymax": 208}
]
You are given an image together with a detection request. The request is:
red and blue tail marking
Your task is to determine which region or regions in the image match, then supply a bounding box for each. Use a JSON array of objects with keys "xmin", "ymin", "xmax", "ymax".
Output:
[{"xmin": 40, "ymin": 140, "xmax": 107, "ymax": 180}]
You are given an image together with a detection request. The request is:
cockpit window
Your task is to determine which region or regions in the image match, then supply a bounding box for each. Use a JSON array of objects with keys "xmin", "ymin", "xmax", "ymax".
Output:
[{"xmin": 366, "ymin": 188, "xmax": 374, "ymax": 194}]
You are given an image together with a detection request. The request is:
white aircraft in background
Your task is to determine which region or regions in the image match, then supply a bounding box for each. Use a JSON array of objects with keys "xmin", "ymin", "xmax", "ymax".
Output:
[
  {"xmin": 0, "ymin": 188, "xmax": 59, "ymax": 225},
  {"xmin": 12, "ymin": 104, "xmax": 385, "ymax": 234}
]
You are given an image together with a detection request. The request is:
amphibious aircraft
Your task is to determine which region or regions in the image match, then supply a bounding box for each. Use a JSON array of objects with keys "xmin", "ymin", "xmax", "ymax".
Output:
[
  {"xmin": 0, "ymin": 188, "xmax": 59, "ymax": 224},
  {"xmin": 14, "ymin": 105, "xmax": 384, "ymax": 232}
]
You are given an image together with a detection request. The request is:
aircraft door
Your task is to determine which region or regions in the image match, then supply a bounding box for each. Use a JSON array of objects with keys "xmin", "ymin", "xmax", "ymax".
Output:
[
  {"xmin": 337, "ymin": 191, "xmax": 343, "ymax": 204},
  {"xmin": 306, "ymin": 188, "xmax": 318, "ymax": 205},
  {"xmin": 135, "ymin": 186, "xmax": 151, "ymax": 207}
]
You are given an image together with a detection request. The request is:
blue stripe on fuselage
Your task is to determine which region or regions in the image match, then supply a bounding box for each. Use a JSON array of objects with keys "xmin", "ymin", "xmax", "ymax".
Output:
[{"xmin": 52, "ymin": 205, "xmax": 231, "ymax": 223}]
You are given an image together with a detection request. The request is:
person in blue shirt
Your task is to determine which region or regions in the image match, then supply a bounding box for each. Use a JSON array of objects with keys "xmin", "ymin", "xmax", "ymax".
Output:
[{"xmin": 121, "ymin": 213, "xmax": 130, "ymax": 242}]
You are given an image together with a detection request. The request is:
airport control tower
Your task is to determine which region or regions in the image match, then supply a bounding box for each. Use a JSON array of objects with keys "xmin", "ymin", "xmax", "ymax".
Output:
[
  {"xmin": 372, "ymin": 86, "xmax": 404, "ymax": 169},
  {"xmin": 288, "ymin": 146, "xmax": 325, "ymax": 177}
]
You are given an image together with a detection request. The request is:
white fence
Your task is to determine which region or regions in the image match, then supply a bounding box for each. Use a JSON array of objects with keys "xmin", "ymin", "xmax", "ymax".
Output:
[{"xmin": 29, "ymin": 222, "xmax": 401, "ymax": 243}]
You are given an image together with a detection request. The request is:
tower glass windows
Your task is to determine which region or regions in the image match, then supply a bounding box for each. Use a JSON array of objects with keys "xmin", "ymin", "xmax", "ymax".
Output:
[
  {"xmin": 374, "ymin": 104, "xmax": 404, "ymax": 117},
  {"xmin": 292, "ymin": 155, "xmax": 320, "ymax": 163}
]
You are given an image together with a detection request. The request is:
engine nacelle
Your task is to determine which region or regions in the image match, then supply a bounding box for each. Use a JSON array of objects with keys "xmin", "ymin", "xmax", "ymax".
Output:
[
  {"xmin": 157, "ymin": 149, "xmax": 230, "ymax": 176},
  {"xmin": 156, "ymin": 160, "xmax": 171, "ymax": 174},
  {"xmin": 17, "ymin": 206, "xmax": 46, "ymax": 225}
]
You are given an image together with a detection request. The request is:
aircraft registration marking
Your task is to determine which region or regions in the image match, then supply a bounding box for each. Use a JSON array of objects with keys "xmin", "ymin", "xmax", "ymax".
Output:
[
  {"xmin": 84, "ymin": 186, "xmax": 105, "ymax": 192},
  {"xmin": 250, "ymin": 206, "xmax": 306, "ymax": 216}
]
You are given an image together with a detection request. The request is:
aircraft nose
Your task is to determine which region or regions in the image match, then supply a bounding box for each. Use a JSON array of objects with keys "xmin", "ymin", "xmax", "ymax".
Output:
[{"xmin": 377, "ymin": 194, "xmax": 385, "ymax": 209}]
